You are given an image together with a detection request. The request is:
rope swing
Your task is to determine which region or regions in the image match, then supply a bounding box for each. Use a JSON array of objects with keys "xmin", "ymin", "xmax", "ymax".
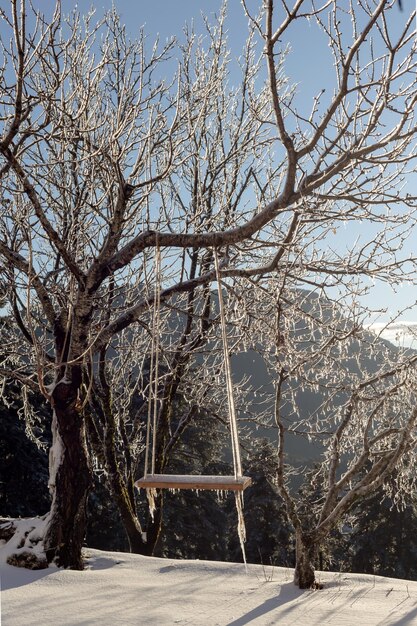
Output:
[{"xmin": 135, "ymin": 246, "xmax": 251, "ymax": 560}]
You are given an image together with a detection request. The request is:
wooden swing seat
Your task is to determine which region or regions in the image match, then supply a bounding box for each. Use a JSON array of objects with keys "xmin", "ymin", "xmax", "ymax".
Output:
[{"xmin": 135, "ymin": 474, "xmax": 252, "ymax": 492}]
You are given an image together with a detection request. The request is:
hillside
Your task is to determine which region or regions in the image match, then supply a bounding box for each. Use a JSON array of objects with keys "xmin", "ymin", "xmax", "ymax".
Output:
[{"xmin": 229, "ymin": 289, "xmax": 413, "ymax": 463}]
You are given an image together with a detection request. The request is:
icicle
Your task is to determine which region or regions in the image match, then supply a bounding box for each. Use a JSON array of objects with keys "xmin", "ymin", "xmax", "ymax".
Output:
[
  {"xmin": 216, "ymin": 489, "xmax": 227, "ymax": 502},
  {"xmin": 146, "ymin": 488, "xmax": 157, "ymax": 520},
  {"xmin": 235, "ymin": 492, "xmax": 248, "ymax": 573}
]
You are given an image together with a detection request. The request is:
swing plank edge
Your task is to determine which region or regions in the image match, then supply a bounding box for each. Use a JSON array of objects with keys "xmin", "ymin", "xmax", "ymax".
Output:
[{"xmin": 135, "ymin": 474, "xmax": 252, "ymax": 492}]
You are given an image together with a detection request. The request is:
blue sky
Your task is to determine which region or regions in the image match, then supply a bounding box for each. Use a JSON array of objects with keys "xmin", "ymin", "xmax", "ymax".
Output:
[{"xmin": 59, "ymin": 1, "xmax": 242, "ymax": 46}]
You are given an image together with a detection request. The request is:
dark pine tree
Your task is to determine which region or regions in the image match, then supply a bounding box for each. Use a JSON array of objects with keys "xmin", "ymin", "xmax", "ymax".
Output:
[
  {"xmin": 346, "ymin": 487, "xmax": 417, "ymax": 581},
  {"xmin": 0, "ymin": 384, "xmax": 51, "ymax": 518}
]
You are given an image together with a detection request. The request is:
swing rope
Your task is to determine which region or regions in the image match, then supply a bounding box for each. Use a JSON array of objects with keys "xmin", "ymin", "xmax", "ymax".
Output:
[
  {"xmin": 143, "ymin": 237, "xmax": 162, "ymax": 518},
  {"xmin": 214, "ymin": 248, "xmax": 247, "ymax": 566},
  {"xmin": 151, "ymin": 239, "xmax": 162, "ymax": 476},
  {"xmin": 213, "ymin": 248, "xmax": 242, "ymax": 479}
]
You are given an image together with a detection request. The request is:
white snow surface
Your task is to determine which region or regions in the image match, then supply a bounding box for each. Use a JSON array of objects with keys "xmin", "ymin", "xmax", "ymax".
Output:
[{"xmin": 2, "ymin": 547, "xmax": 417, "ymax": 625}]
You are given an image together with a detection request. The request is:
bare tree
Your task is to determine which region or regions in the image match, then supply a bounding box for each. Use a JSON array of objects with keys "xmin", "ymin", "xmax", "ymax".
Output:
[
  {"xmin": 81, "ymin": 13, "xmax": 269, "ymax": 555},
  {"xmin": 0, "ymin": 2, "xmax": 188, "ymax": 568},
  {"xmin": 231, "ymin": 284, "xmax": 417, "ymax": 588},
  {"xmin": 0, "ymin": 1, "xmax": 269, "ymax": 568},
  {"xmin": 1, "ymin": 0, "xmax": 417, "ymax": 578},
  {"xmin": 222, "ymin": 0, "xmax": 417, "ymax": 588}
]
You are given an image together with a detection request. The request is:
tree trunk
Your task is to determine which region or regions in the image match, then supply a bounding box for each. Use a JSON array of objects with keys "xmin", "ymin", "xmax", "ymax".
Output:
[
  {"xmin": 107, "ymin": 473, "xmax": 147, "ymax": 554},
  {"xmin": 115, "ymin": 492, "xmax": 147, "ymax": 553},
  {"xmin": 113, "ymin": 485, "xmax": 163, "ymax": 556},
  {"xmin": 294, "ymin": 530, "xmax": 319, "ymax": 589},
  {"xmin": 43, "ymin": 380, "xmax": 91, "ymax": 569},
  {"xmin": 144, "ymin": 494, "xmax": 164, "ymax": 556}
]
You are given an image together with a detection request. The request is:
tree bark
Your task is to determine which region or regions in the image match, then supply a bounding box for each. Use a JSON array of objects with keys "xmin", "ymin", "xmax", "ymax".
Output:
[
  {"xmin": 113, "ymin": 488, "xmax": 147, "ymax": 553},
  {"xmin": 43, "ymin": 380, "xmax": 91, "ymax": 569},
  {"xmin": 106, "ymin": 471, "xmax": 147, "ymax": 554},
  {"xmin": 143, "ymin": 494, "xmax": 164, "ymax": 556},
  {"xmin": 114, "ymin": 485, "xmax": 162, "ymax": 556},
  {"xmin": 294, "ymin": 530, "xmax": 319, "ymax": 589}
]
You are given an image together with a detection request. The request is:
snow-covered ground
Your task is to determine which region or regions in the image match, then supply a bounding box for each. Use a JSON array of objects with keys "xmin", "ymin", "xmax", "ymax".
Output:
[{"xmin": 2, "ymin": 548, "xmax": 417, "ymax": 625}]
